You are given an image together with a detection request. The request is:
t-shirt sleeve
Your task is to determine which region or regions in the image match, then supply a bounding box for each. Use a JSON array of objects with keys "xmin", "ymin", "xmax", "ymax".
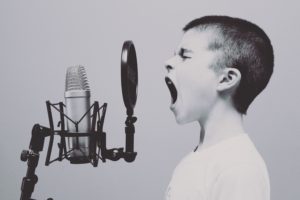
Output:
[{"xmin": 209, "ymin": 164, "xmax": 270, "ymax": 200}]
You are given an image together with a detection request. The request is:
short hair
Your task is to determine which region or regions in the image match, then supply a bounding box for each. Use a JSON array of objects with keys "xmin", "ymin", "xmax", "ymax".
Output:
[{"xmin": 183, "ymin": 16, "xmax": 274, "ymax": 114}]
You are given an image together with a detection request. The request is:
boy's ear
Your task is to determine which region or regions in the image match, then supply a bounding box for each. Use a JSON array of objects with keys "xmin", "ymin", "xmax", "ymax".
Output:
[{"xmin": 217, "ymin": 68, "xmax": 241, "ymax": 92}]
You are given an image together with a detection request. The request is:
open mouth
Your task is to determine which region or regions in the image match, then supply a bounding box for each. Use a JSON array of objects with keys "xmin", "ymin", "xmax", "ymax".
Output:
[{"xmin": 165, "ymin": 77, "xmax": 177, "ymax": 104}]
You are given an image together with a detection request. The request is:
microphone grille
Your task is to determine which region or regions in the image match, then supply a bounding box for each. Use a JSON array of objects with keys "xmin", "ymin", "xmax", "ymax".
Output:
[{"xmin": 65, "ymin": 65, "xmax": 90, "ymax": 91}]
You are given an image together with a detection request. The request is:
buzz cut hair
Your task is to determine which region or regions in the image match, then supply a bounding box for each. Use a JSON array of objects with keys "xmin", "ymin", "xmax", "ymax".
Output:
[{"xmin": 183, "ymin": 15, "xmax": 274, "ymax": 114}]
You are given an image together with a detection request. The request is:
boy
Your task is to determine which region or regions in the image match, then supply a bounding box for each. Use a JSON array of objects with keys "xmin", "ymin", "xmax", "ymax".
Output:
[{"xmin": 164, "ymin": 16, "xmax": 274, "ymax": 200}]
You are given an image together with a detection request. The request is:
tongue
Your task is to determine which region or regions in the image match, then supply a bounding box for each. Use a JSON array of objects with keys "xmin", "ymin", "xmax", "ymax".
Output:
[{"xmin": 165, "ymin": 77, "xmax": 177, "ymax": 104}]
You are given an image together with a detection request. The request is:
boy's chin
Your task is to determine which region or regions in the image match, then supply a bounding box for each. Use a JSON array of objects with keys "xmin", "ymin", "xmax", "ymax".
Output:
[{"xmin": 174, "ymin": 113, "xmax": 195, "ymax": 125}]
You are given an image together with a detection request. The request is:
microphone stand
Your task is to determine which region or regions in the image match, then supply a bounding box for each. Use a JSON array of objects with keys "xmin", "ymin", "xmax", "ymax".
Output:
[{"xmin": 20, "ymin": 124, "xmax": 52, "ymax": 200}]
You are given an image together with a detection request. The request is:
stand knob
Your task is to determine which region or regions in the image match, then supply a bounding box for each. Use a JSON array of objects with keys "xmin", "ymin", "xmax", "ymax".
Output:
[{"xmin": 21, "ymin": 150, "xmax": 29, "ymax": 162}]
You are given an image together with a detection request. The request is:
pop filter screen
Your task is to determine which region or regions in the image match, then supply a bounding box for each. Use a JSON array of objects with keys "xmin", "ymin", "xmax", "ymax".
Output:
[{"xmin": 121, "ymin": 41, "xmax": 138, "ymax": 116}]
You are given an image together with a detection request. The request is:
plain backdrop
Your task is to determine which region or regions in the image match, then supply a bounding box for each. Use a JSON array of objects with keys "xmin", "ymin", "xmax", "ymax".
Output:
[{"xmin": 0, "ymin": 0, "xmax": 299, "ymax": 199}]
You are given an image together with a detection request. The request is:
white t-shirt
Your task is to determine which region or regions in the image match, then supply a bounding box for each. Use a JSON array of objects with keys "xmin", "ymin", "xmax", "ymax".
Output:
[{"xmin": 165, "ymin": 134, "xmax": 270, "ymax": 200}]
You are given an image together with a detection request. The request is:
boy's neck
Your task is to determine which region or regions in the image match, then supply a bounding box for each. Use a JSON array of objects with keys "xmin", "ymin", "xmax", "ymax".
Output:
[{"xmin": 197, "ymin": 103, "xmax": 246, "ymax": 151}]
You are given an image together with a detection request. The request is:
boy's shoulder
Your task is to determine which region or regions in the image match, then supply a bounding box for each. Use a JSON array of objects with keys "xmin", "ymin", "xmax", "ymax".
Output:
[
  {"xmin": 176, "ymin": 133, "xmax": 267, "ymax": 172},
  {"xmin": 167, "ymin": 134, "xmax": 270, "ymax": 200},
  {"xmin": 172, "ymin": 133, "xmax": 268, "ymax": 179},
  {"xmin": 203, "ymin": 134, "xmax": 269, "ymax": 179}
]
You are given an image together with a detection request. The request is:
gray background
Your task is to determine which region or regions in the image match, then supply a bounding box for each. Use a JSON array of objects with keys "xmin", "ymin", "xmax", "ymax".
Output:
[{"xmin": 0, "ymin": 0, "xmax": 299, "ymax": 199}]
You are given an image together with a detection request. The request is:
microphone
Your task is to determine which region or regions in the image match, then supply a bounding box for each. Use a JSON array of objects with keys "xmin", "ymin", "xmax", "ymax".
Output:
[
  {"xmin": 19, "ymin": 41, "xmax": 139, "ymax": 200},
  {"xmin": 64, "ymin": 65, "xmax": 91, "ymax": 164}
]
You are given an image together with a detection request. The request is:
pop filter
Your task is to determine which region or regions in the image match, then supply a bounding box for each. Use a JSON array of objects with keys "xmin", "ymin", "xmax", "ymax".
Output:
[{"xmin": 121, "ymin": 41, "xmax": 138, "ymax": 116}]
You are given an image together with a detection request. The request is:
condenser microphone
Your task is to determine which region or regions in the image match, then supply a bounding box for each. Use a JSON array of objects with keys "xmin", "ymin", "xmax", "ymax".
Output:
[
  {"xmin": 19, "ymin": 41, "xmax": 139, "ymax": 200},
  {"xmin": 65, "ymin": 65, "xmax": 91, "ymax": 163}
]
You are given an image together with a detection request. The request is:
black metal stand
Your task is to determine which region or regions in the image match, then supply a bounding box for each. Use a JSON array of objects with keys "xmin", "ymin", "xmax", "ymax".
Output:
[
  {"xmin": 20, "ymin": 101, "xmax": 137, "ymax": 200},
  {"xmin": 124, "ymin": 115, "xmax": 137, "ymax": 162},
  {"xmin": 20, "ymin": 124, "xmax": 52, "ymax": 200}
]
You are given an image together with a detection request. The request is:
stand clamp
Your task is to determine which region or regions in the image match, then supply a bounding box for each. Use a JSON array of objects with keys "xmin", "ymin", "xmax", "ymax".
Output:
[{"xmin": 20, "ymin": 124, "xmax": 52, "ymax": 200}]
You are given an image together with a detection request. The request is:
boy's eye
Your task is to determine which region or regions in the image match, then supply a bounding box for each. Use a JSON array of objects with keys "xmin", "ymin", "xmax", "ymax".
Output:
[
  {"xmin": 178, "ymin": 49, "xmax": 191, "ymax": 60},
  {"xmin": 179, "ymin": 53, "xmax": 191, "ymax": 60},
  {"xmin": 181, "ymin": 54, "xmax": 190, "ymax": 59}
]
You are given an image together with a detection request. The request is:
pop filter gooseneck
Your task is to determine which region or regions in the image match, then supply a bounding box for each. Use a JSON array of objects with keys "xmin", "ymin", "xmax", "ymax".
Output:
[{"xmin": 121, "ymin": 41, "xmax": 138, "ymax": 116}]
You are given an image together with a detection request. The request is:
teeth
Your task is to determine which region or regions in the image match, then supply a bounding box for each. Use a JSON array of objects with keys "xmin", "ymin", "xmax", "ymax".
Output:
[{"xmin": 165, "ymin": 77, "xmax": 177, "ymax": 104}]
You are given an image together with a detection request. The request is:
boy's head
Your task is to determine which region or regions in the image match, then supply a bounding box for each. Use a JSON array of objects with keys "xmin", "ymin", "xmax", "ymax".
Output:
[{"xmin": 165, "ymin": 16, "xmax": 274, "ymax": 124}]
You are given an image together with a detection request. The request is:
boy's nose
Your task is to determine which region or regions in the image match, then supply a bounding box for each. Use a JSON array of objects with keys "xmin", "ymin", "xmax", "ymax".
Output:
[
  {"xmin": 165, "ymin": 64, "xmax": 174, "ymax": 72},
  {"xmin": 165, "ymin": 57, "xmax": 177, "ymax": 72}
]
